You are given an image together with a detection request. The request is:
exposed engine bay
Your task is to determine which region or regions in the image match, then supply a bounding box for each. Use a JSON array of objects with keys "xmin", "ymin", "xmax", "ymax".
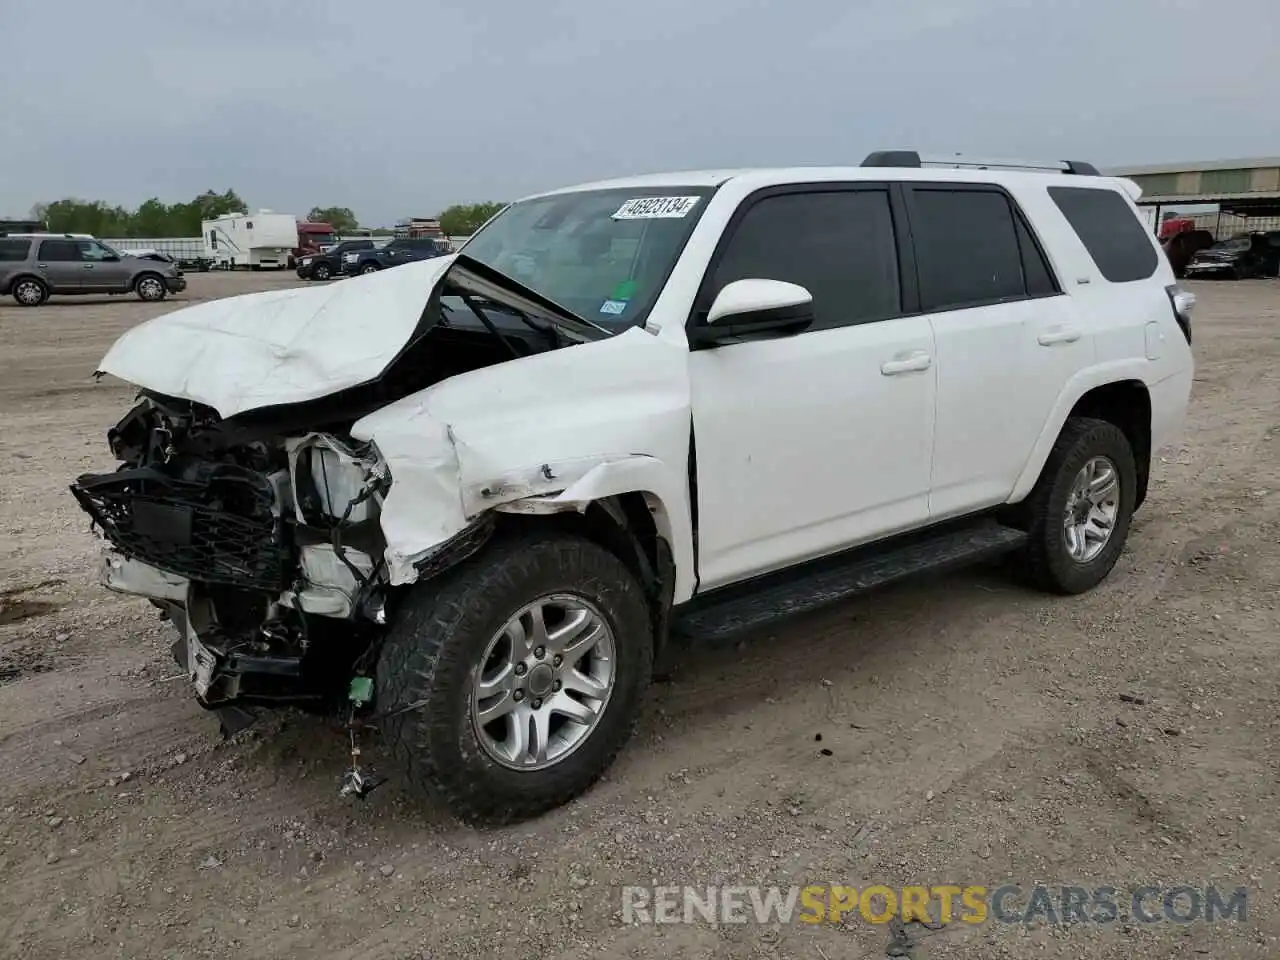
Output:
[{"xmin": 68, "ymin": 272, "xmax": 581, "ymax": 727}]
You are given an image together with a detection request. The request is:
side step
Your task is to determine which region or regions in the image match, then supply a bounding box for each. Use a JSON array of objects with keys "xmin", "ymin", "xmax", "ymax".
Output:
[{"xmin": 670, "ymin": 519, "xmax": 1028, "ymax": 642}]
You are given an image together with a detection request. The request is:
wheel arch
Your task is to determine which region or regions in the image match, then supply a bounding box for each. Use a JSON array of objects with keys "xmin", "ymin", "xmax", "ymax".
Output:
[
  {"xmin": 9, "ymin": 273, "xmax": 48, "ymax": 298},
  {"xmin": 487, "ymin": 458, "xmax": 692, "ymax": 663},
  {"xmin": 1010, "ymin": 364, "xmax": 1153, "ymax": 509}
]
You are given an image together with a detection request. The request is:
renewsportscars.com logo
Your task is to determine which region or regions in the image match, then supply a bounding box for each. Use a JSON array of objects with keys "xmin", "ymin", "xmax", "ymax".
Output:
[{"xmin": 621, "ymin": 884, "xmax": 1249, "ymax": 927}]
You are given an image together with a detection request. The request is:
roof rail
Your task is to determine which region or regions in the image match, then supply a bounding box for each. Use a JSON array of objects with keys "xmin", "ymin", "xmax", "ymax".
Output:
[{"xmin": 861, "ymin": 150, "xmax": 1099, "ymax": 176}]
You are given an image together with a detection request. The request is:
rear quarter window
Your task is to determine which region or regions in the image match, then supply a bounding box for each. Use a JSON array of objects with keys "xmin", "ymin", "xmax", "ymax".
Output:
[
  {"xmin": 0, "ymin": 239, "xmax": 31, "ymax": 261},
  {"xmin": 1047, "ymin": 185, "xmax": 1159, "ymax": 283}
]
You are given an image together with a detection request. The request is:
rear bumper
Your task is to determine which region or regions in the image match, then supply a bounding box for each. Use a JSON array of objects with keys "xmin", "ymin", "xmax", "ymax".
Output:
[{"xmin": 1150, "ymin": 363, "xmax": 1194, "ymax": 456}]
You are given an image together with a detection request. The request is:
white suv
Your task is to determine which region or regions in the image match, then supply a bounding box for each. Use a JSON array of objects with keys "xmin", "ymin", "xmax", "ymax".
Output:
[{"xmin": 73, "ymin": 151, "xmax": 1194, "ymax": 823}]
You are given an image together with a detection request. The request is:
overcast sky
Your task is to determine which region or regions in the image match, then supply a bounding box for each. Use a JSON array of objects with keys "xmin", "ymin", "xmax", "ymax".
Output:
[{"xmin": 2, "ymin": 0, "xmax": 1276, "ymax": 227}]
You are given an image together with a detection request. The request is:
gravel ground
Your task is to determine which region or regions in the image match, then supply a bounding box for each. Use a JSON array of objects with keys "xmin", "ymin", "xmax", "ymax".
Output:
[{"xmin": 0, "ymin": 272, "xmax": 1277, "ymax": 959}]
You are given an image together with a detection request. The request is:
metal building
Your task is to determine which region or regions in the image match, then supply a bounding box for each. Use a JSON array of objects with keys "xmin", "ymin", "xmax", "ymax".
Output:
[{"xmin": 1106, "ymin": 157, "xmax": 1280, "ymax": 238}]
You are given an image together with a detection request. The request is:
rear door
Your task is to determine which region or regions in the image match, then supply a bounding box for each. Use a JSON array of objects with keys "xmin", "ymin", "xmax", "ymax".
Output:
[
  {"xmin": 902, "ymin": 183, "xmax": 1087, "ymax": 519},
  {"xmin": 35, "ymin": 239, "xmax": 89, "ymax": 292}
]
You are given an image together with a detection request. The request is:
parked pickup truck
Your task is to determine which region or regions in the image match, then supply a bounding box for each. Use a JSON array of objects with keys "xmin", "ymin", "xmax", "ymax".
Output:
[
  {"xmin": 342, "ymin": 237, "xmax": 451, "ymax": 277},
  {"xmin": 295, "ymin": 238, "xmax": 376, "ymax": 281}
]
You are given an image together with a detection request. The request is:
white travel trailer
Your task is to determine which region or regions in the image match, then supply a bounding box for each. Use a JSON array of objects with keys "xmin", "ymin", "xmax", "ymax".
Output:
[{"xmin": 202, "ymin": 211, "xmax": 297, "ymax": 270}]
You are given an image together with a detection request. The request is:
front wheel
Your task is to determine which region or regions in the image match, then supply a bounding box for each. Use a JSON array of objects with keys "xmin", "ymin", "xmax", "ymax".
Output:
[
  {"xmin": 311, "ymin": 263, "xmax": 331, "ymax": 281},
  {"xmin": 376, "ymin": 532, "xmax": 653, "ymax": 823},
  {"xmin": 1019, "ymin": 417, "xmax": 1137, "ymax": 594},
  {"xmin": 134, "ymin": 274, "xmax": 167, "ymax": 302},
  {"xmin": 360, "ymin": 263, "xmax": 380, "ymax": 275}
]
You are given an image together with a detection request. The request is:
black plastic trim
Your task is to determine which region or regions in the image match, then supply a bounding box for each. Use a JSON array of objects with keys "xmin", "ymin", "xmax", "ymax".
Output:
[
  {"xmin": 860, "ymin": 150, "xmax": 1099, "ymax": 176},
  {"xmin": 677, "ymin": 509, "xmax": 1004, "ymax": 612},
  {"xmin": 861, "ymin": 150, "xmax": 922, "ymax": 168}
]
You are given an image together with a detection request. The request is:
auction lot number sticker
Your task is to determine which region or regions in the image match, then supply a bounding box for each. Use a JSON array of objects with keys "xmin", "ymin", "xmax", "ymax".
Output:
[{"xmin": 612, "ymin": 196, "xmax": 701, "ymax": 220}]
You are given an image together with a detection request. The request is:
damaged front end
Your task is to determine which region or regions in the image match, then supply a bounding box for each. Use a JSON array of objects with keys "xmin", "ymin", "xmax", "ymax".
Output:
[{"xmin": 70, "ymin": 394, "xmax": 417, "ymax": 727}]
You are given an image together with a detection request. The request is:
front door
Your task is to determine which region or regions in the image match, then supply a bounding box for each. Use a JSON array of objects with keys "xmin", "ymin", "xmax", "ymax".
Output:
[
  {"xmin": 77, "ymin": 240, "xmax": 134, "ymax": 291},
  {"xmin": 687, "ymin": 185, "xmax": 937, "ymax": 592}
]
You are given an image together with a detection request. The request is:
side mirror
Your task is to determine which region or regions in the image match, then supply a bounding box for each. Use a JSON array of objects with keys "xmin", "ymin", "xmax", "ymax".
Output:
[{"xmin": 689, "ymin": 279, "xmax": 814, "ymax": 346}]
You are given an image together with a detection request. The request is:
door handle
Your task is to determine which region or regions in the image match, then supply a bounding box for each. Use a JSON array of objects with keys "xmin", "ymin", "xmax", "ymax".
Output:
[
  {"xmin": 1038, "ymin": 326, "xmax": 1081, "ymax": 346},
  {"xmin": 880, "ymin": 352, "xmax": 932, "ymax": 375}
]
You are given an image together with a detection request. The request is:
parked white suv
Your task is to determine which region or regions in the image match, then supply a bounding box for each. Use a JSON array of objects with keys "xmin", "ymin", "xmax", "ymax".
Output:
[{"xmin": 73, "ymin": 151, "xmax": 1194, "ymax": 823}]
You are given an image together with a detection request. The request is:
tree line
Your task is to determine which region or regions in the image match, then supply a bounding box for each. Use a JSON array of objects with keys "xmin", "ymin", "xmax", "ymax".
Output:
[{"xmin": 28, "ymin": 192, "xmax": 508, "ymax": 238}]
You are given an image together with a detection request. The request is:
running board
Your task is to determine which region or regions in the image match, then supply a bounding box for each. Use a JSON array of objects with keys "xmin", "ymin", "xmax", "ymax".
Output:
[{"xmin": 671, "ymin": 520, "xmax": 1027, "ymax": 642}]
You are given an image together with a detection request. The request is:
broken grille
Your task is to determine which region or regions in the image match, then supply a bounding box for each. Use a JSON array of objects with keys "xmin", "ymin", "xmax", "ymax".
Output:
[{"xmin": 70, "ymin": 466, "xmax": 290, "ymax": 592}]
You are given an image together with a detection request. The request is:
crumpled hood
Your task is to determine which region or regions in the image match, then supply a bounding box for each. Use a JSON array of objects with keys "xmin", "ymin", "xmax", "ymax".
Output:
[{"xmin": 97, "ymin": 255, "xmax": 458, "ymax": 418}]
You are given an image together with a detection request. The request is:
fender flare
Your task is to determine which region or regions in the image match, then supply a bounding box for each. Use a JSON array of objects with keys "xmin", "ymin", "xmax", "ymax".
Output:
[
  {"xmin": 1008, "ymin": 360, "xmax": 1153, "ymax": 503},
  {"xmin": 492, "ymin": 455, "xmax": 696, "ymax": 603}
]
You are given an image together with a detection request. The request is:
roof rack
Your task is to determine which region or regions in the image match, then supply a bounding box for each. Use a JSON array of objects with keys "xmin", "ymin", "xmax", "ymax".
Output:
[{"xmin": 861, "ymin": 150, "xmax": 1100, "ymax": 176}]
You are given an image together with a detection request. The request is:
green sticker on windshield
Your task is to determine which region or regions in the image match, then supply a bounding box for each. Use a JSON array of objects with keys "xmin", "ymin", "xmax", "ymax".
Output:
[{"xmin": 611, "ymin": 279, "xmax": 638, "ymax": 301}]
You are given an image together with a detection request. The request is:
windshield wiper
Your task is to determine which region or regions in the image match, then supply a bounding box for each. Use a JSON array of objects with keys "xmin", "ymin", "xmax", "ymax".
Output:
[
  {"xmin": 465, "ymin": 296, "xmax": 559, "ymax": 342},
  {"xmin": 462, "ymin": 294, "xmax": 524, "ymax": 359},
  {"xmin": 450, "ymin": 254, "xmax": 612, "ymax": 340}
]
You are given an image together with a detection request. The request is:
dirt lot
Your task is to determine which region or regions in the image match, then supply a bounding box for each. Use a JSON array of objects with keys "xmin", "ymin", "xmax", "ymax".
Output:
[{"xmin": 0, "ymin": 273, "xmax": 1277, "ymax": 959}]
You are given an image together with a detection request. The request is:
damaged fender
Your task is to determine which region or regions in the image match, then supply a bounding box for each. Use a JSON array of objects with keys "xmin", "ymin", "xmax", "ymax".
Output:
[{"xmin": 351, "ymin": 326, "xmax": 696, "ymax": 601}]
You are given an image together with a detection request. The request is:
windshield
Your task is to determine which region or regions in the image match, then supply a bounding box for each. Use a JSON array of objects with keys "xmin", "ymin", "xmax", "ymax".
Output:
[{"xmin": 457, "ymin": 186, "xmax": 715, "ymax": 332}]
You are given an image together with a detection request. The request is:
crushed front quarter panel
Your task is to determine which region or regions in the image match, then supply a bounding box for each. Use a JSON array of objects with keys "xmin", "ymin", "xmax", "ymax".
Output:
[{"xmin": 351, "ymin": 327, "xmax": 698, "ymax": 600}]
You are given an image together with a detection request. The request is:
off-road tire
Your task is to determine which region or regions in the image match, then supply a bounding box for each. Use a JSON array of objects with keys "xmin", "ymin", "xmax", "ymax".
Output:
[
  {"xmin": 311, "ymin": 262, "xmax": 331, "ymax": 281},
  {"xmin": 1020, "ymin": 417, "xmax": 1137, "ymax": 595},
  {"xmin": 134, "ymin": 273, "xmax": 167, "ymax": 302},
  {"xmin": 376, "ymin": 531, "xmax": 654, "ymax": 824},
  {"xmin": 11, "ymin": 277, "xmax": 48, "ymax": 306}
]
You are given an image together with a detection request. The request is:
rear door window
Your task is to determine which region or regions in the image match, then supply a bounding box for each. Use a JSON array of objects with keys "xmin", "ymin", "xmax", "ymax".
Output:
[
  {"xmin": 38, "ymin": 239, "xmax": 82, "ymax": 261},
  {"xmin": 908, "ymin": 187, "xmax": 1028, "ymax": 311},
  {"xmin": 1048, "ymin": 185, "xmax": 1159, "ymax": 283}
]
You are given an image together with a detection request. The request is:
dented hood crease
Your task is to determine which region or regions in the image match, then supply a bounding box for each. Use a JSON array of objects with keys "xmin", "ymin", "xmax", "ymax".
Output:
[
  {"xmin": 96, "ymin": 254, "xmax": 609, "ymax": 421},
  {"xmin": 96, "ymin": 256, "xmax": 459, "ymax": 419}
]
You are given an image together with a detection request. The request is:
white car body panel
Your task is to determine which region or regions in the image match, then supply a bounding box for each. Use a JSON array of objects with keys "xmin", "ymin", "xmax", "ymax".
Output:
[
  {"xmin": 97, "ymin": 255, "xmax": 457, "ymax": 418},
  {"xmin": 349, "ymin": 327, "xmax": 697, "ymax": 599}
]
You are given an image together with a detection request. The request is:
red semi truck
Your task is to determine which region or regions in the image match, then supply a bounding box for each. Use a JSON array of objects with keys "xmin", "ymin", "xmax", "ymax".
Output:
[{"xmin": 291, "ymin": 221, "xmax": 337, "ymax": 268}]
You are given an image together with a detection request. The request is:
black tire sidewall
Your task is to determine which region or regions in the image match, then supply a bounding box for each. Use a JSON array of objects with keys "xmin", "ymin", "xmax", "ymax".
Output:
[
  {"xmin": 14, "ymin": 279, "xmax": 46, "ymax": 306},
  {"xmin": 135, "ymin": 274, "xmax": 165, "ymax": 301},
  {"xmin": 378, "ymin": 534, "xmax": 653, "ymax": 821},
  {"xmin": 313, "ymin": 264, "xmax": 331, "ymax": 280},
  {"xmin": 1030, "ymin": 420, "xmax": 1137, "ymax": 594}
]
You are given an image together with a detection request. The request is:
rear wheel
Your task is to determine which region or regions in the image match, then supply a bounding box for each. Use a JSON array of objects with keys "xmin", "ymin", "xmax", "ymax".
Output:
[
  {"xmin": 1019, "ymin": 417, "xmax": 1137, "ymax": 594},
  {"xmin": 12, "ymin": 277, "xmax": 47, "ymax": 306},
  {"xmin": 376, "ymin": 532, "xmax": 653, "ymax": 823}
]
